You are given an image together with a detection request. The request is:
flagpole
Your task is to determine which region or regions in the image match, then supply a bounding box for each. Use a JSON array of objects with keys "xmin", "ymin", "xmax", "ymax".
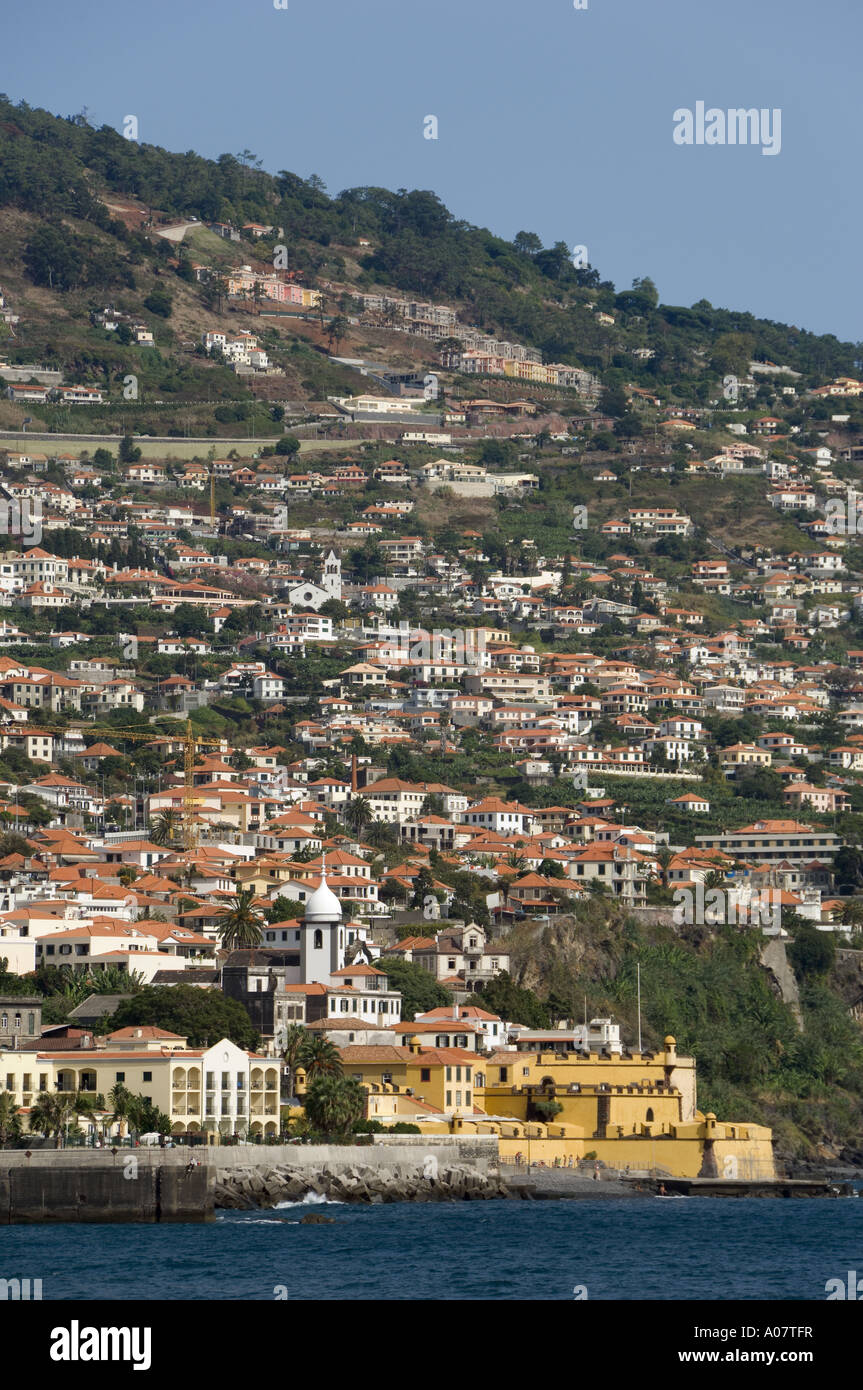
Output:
[{"xmin": 637, "ymin": 963, "xmax": 642, "ymax": 1053}]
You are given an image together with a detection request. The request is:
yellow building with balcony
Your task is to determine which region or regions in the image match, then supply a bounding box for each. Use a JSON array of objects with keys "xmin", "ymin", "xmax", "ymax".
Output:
[
  {"xmin": 300, "ymin": 1039, "xmax": 479, "ymax": 1117},
  {"xmin": 0, "ymin": 1032, "xmax": 281, "ymax": 1142}
]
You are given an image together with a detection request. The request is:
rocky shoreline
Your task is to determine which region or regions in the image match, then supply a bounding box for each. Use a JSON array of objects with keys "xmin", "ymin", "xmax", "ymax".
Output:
[{"xmin": 214, "ymin": 1161, "xmax": 513, "ymax": 1207}]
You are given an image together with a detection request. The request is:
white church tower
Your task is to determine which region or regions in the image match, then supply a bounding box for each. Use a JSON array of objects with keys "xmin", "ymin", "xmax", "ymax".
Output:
[
  {"xmin": 321, "ymin": 549, "xmax": 342, "ymax": 602},
  {"xmin": 300, "ymin": 859, "xmax": 345, "ymax": 985}
]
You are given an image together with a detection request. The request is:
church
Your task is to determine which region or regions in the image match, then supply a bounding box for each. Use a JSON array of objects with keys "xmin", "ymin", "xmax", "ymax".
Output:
[
  {"xmin": 221, "ymin": 863, "xmax": 402, "ymax": 1044},
  {"xmin": 286, "ymin": 549, "xmax": 342, "ymax": 612}
]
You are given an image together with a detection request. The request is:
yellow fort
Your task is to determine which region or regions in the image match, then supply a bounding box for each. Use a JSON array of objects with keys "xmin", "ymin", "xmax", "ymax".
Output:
[{"xmin": 324, "ymin": 1032, "xmax": 775, "ymax": 1181}]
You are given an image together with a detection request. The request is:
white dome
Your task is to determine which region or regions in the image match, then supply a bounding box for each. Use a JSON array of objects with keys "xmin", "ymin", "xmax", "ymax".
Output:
[{"xmin": 304, "ymin": 875, "xmax": 342, "ymax": 923}]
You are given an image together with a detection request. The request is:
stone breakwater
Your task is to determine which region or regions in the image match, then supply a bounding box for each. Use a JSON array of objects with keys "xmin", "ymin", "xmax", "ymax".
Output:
[{"xmin": 214, "ymin": 1161, "xmax": 513, "ymax": 1207}]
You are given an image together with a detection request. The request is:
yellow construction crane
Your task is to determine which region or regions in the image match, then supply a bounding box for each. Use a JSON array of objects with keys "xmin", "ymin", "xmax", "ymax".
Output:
[{"xmin": 27, "ymin": 719, "xmax": 224, "ymax": 852}]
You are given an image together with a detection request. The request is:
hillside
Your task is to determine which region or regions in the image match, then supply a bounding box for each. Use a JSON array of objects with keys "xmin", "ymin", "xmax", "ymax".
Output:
[
  {"xmin": 494, "ymin": 905, "xmax": 863, "ymax": 1172},
  {"xmin": 0, "ymin": 94, "xmax": 860, "ymax": 444},
  {"xmin": 2, "ymin": 95, "xmax": 863, "ymax": 1171}
]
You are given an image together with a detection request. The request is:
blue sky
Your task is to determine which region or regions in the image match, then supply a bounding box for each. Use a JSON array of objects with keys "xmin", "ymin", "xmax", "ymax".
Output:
[{"xmin": 4, "ymin": 0, "xmax": 860, "ymax": 342}]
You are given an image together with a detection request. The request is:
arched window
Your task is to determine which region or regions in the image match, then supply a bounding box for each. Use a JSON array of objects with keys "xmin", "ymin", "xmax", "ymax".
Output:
[
  {"xmin": 313, "ymin": 929, "xmax": 323, "ymax": 950},
  {"xmin": 646, "ymin": 1107, "xmax": 654, "ymax": 1122}
]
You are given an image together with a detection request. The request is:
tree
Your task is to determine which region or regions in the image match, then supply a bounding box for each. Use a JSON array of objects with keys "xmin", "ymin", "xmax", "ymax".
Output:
[
  {"xmin": 0, "ymin": 1091, "xmax": 22, "ymax": 1146},
  {"xmin": 28, "ymin": 1090, "xmax": 94, "ymax": 1148},
  {"xmin": 108, "ymin": 1082, "xmax": 135, "ymax": 1138},
  {"xmin": 102, "ymin": 985, "xmax": 259, "ymax": 1050},
  {"xmin": 513, "ymin": 231, "xmax": 543, "ymax": 258},
  {"xmin": 216, "ymin": 889, "xmax": 264, "ymax": 951},
  {"xmin": 144, "ymin": 287, "xmax": 172, "ymax": 318},
  {"xmin": 476, "ymin": 972, "xmax": 550, "ymax": 1028},
  {"xmin": 304, "ymin": 1075, "xmax": 365, "ymax": 1139},
  {"xmin": 151, "ymin": 809, "xmax": 181, "ymax": 846},
  {"xmin": 373, "ymin": 958, "xmax": 452, "ymax": 1022},
  {"xmin": 23, "ymin": 224, "xmax": 84, "ymax": 290},
  {"xmin": 834, "ymin": 847, "xmax": 863, "ymax": 892},
  {"xmin": 327, "ymin": 315, "xmax": 349, "ymax": 354},
  {"xmin": 265, "ymin": 895, "xmax": 306, "ymax": 924},
  {"xmin": 127, "ymin": 1094, "xmax": 171, "ymax": 1137},
  {"xmin": 343, "ymin": 795, "xmax": 373, "ymax": 836},
  {"xmin": 119, "ymin": 433, "xmax": 141, "ymax": 464},
  {"xmin": 298, "ymin": 1034, "xmax": 342, "ymax": 1082},
  {"xmin": 274, "ymin": 435, "xmax": 301, "ymax": 457},
  {"xmin": 787, "ymin": 921, "xmax": 836, "ymax": 979},
  {"xmin": 279, "ymin": 1023, "xmax": 307, "ymax": 1100}
]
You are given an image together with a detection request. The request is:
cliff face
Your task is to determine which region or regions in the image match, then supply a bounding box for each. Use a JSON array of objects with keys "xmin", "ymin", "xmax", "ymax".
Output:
[{"xmin": 759, "ymin": 937, "xmax": 803, "ymax": 1029}]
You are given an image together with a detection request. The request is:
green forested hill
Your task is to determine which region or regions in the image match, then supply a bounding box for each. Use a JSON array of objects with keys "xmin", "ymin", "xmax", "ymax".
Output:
[{"xmin": 0, "ymin": 94, "xmax": 859, "ymax": 389}]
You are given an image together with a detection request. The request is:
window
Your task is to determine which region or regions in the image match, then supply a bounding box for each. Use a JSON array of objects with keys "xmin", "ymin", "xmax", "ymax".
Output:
[
  {"xmin": 313, "ymin": 929, "xmax": 323, "ymax": 950},
  {"xmin": 499, "ymin": 1067, "xmax": 508, "ymax": 1083},
  {"xmin": 115, "ymin": 1072, "xmax": 125, "ymax": 1083},
  {"xmin": 446, "ymin": 1091, "xmax": 452, "ymax": 1107},
  {"xmin": 143, "ymin": 1072, "xmax": 152, "ymax": 1083},
  {"xmin": 420, "ymin": 1068, "xmax": 431, "ymax": 1083}
]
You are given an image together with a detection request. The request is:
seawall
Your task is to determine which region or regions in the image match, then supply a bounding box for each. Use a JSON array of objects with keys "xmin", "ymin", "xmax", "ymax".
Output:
[
  {"xmin": 0, "ymin": 1151, "xmax": 212, "ymax": 1224},
  {"xmin": 213, "ymin": 1136, "xmax": 507, "ymax": 1206},
  {"xmin": 0, "ymin": 1138, "xmax": 501, "ymax": 1220}
]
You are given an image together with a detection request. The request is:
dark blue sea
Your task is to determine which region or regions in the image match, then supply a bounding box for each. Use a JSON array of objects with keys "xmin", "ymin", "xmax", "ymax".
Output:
[{"xmin": 4, "ymin": 1195, "xmax": 863, "ymax": 1300}]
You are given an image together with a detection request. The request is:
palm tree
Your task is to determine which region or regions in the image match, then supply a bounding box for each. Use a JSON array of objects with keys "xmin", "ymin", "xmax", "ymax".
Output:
[
  {"xmin": 327, "ymin": 314, "xmax": 349, "ymax": 355},
  {"xmin": 343, "ymin": 795, "xmax": 373, "ymax": 836},
  {"xmin": 90, "ymin": 966, "xmax": 146, "ymax": 995},
  {"xmin": 279, "ymin": 1024, "xmax": 307, "ymax": 1101},
  {"xmin": 108, "ymin": 1082, "xmax": 134, "ymax": 1139},
  {"xmin": 0, "ymin": 1091, "xmax": 21, "ymax": 1147},
  {"xmin": 151, "ymin": 809, "xmax": 180, "ymax": 846},
  {"xmin": 298, "ymin": 1035, "xmax": 342, "ymax": 1082},
  {"xmin": 29, "ymin": 1090, "xmax": 94, "ymax": 1148},
  {"xmin": 304, "ymin": 1075, "xmax": 365, "ymax": 1139},
  {"xmin": 654, "ymin": 847, "xmax": 673, "ymax": 888},
  {"xmin": 216, "ymin": 889, "xmax": 264, "ymax": 951}
]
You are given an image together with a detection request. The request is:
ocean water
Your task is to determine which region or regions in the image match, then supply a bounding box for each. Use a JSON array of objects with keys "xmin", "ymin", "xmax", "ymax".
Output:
[{"xmin": 3, "ymin": 1195, "xmax": 862, "ymax": 1300}]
